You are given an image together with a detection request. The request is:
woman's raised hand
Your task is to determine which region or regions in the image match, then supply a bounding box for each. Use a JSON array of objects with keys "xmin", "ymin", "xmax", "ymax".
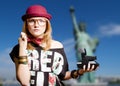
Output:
[{"xmin": 18, "ymin": 32, "xmax": 27, "ymax": 50}]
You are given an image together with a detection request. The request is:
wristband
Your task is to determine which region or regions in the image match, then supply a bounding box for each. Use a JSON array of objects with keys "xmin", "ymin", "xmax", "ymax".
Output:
[
  {"xmin": 71, "ymin": 70, "xmax": 78, "ymax": 79},
  {"xmin": 77, "ymin": 70, "xmax": 83, "ymax": 76}
]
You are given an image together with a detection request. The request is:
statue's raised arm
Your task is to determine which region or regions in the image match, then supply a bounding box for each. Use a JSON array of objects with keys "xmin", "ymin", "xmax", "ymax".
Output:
[{"xmin": 70, "ymin": 6, "xmax": 80, "ymax": 34}]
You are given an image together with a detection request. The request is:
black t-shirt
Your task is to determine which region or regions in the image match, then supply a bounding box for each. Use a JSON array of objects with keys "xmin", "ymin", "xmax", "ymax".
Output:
[{"xmin": 9, "ymin": 44, "xmax": 69, "ymax": 86}]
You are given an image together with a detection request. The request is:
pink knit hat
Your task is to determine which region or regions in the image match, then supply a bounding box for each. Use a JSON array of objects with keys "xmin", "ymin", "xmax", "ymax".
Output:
[{"xmin": 22, "ymin": 5, "xmax": 52, "ymax": 21}]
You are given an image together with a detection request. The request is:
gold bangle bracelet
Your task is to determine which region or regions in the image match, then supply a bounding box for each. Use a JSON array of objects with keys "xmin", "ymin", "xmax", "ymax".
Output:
[
  {"xmin": 18, "ymin": 61, "xmax": 28, "ymax": 65},
  {"xmin": 18, "ymin": 56, "xmax": 27, "ymax": 59},
  {"xmin": 18, "ymin": 61, "xmax": 28, "ymax": 63},
  {"xmin": 19, "ymin": 59, "xmax": 28, "ymax": 62},
  {"xmin": 18, "ymin": 56, "xmax": 28, "ymax": 65}
]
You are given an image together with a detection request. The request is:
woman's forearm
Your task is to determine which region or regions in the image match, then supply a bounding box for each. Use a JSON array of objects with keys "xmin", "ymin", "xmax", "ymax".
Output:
[
  {"xmin": 64, "ymin": 69, "xmax": 85, "ymax": 80},
  {"xmin": 16, "ymin": 46, "xmax": 30, "ymax": 86},
  {"xmin": 64, "ymin": 71, "xmax": 71, "ymax": 80},
  {"xmin": 17, "ymin": 64, "xmax": 30, "ymax": 86}
]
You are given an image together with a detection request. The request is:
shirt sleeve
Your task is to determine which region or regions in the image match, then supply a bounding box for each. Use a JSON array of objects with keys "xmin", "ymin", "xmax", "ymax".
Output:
[
  {"xmin": 9, "ymin": 44, "xmax": 19, "ymax": 62},
  {"xmin": 57, "ymin": 48, "xmax": 69, "ymax": 80}
]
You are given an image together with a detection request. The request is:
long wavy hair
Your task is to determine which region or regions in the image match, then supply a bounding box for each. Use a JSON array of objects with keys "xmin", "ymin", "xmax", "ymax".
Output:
[{"xmin": 22, "ymin": 19, "xmax": 52, "ymax": 50}]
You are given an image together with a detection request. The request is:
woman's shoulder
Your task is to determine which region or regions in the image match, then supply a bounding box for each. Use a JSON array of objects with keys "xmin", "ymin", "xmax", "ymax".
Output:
[{"xmin": 50, "ymin": 40, "xmax": 63, "ymax": 49}]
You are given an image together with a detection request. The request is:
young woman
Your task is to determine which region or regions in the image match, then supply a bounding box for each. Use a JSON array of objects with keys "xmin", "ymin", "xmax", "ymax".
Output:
[{"xmin": 10, "ymin": 4, "xmax": 98, "ymax": 86}]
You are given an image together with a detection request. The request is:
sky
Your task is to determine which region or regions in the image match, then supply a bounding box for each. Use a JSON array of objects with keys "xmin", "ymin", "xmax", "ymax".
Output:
[{"xmin": 0, "ymin": 0, "xmax": 120, "ymax": 79}]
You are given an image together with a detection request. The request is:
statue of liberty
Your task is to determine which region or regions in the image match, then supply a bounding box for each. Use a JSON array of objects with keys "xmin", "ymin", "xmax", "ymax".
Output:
[{"xmin": 69, "ymin": 6, "xmax": 99, "ymax": 83}]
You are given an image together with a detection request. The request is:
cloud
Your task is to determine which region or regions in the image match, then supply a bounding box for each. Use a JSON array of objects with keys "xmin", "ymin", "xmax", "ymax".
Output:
[
  {"xmin": 0, "ymin": 48, "xmax": 15, "ymax": 79},
  {"xmin": 61, "ymin": 38, "xmax": 78, "ymax": 70},
  {"xmin": 0, "ymin": 48, "xmax": 12, "ymax": 65},
  {"xmin": 99, "ymin": 23, "xmax": 120, "ymax": 37},
  {"xmin": 62, "ymin": 38, "xmax": 75, "ymax": 53}
]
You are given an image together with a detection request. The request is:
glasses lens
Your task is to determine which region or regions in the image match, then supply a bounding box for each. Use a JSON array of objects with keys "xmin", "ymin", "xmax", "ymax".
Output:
[
  {"xmin": 38, "ymin": 19, "xmax": 46, "ymax": 26},
  {"xmin": 27, "ymin": 20, "xmax": 34, "ymax": 25}
]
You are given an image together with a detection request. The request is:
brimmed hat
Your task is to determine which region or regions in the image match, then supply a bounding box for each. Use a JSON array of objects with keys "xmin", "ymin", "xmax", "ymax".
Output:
[{"xmin": 22, "ymin": 5, "xmax": 52, "ymax": 21}]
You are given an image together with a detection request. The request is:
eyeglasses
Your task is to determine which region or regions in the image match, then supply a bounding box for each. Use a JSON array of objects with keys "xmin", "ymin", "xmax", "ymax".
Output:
[{"xmin": 27, "ymin": 18, "xmax": 46, "ymax": 26}]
